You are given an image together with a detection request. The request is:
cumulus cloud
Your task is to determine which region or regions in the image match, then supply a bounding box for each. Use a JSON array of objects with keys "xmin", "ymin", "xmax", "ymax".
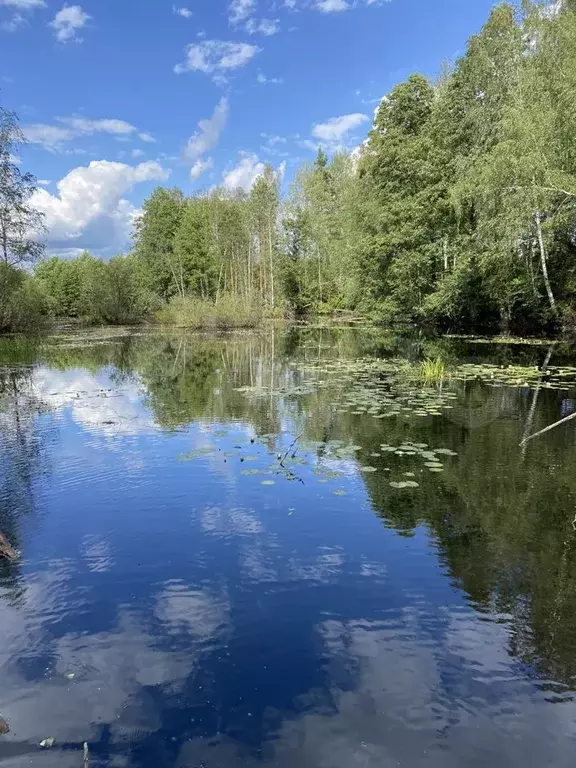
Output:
[
  {"xmin": 312, "ymin": 113, "xmax": 368, "ymax": 141},
  {"xmin": 30, "ymin": 159, "xmax": 169, "ymax": 254},
  {"xmin": 222, "ymin": 152, "xmax": 265, "ymax": 192},
  {"xmin": 172, "ymin": 4, "xmax": 192, "ymax": 17},
  {"xmin": 23, "ymin": 116, "xmax": 154, "ymax": 151},
  {"xmin": 49, "ymin": 4, "xmax": 90, "ymax": 43},
  {"xmin": 174, "ymin": 39, "xmax": 260, "ymax": 79}
]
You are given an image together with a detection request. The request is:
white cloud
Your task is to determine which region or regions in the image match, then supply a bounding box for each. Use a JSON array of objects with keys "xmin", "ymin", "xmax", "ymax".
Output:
[
  {"xmin": 222, "ymin": 152, "xmax": 265, "ymax": 191},
  {"xmin": 174, "ymin": 39, "xmax": 260, "ymax": 78},
  {"xmin": 190, "ymin": 157, "xmax": 214, "ymax": 180},
  {"xmin": 0, "ymin": 0, "xmax": 44, "ymax": 6},
  {"xmin": 283, "ymin": 0, "xmax": 390, "ymax": 11},
  {"xmin": 172, "ymin": 4, "xmax": 192, "ymax": 18},
  {"xmin": 312, "ymin": 112, "xmax": 368, "ymax": 141},
  {"xmin": 316, "ymin": 0, "xmax": 349, "ymax": 10},
  {"xmin": 23, "ymin": 116, "xmax": 154, "ymax": 151},
  {"xmin": 23, "ymin": 123, "xmax": 74, "ymax": 149},
  {"xmin": 183, "ymin": 96, "xmax": 228, "ymax": 181},
  {"xmin": 261, "ymin": 133, "xmax": 287, "ymax": 145},
  {"xmin": 138, "ymin": 132, "xmax": 155, "ymax": 143},
  {"xmin": 49, "ymin": 4, "xmax": 90, "ymax": 43},
  {"xmin": 1, "ymin": 12, "xmax": 26, "ymax": 30},
  {"xmin": 246, "ymin": 17, "xmax": 280, "ymax": 35},
  {"xmin": 257, "ymin": 72, "xmax": 284, "ymax": 84},
  {"xmin": 228, "ymin": 0, "xmax": 255, "ymax": 24},
  {"xmin": 60, "ymin": 116, "xmax": 135, "ymax": 135},
  {"xmin": 1, "ymin": 0, "xmax": 45, "ymax": 33},
  {"xmin": 131, "ymin": 148, "xmax": 144, "ymax": 158},
  {"xmin": 184, "ymin": 97, "xmax": 228, "ymax": 161},
  {"xmin": 30, "ymin": 159, "xmax": 169, "ymax": 253}
]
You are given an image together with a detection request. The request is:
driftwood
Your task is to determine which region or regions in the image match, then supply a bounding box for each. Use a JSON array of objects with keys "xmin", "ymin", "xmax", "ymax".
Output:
[
  {"xmin": 520, "ymin": 411, "xmax": 576, "ymax": 446},
  {"xmin": 0, "ymin": 531, "xmax": 18, "ymax": 561}
]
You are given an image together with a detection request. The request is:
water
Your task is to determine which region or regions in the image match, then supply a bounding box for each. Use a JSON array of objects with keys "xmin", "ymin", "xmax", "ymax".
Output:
[{"xmin": 1, "ymin": 326, "xmax": 576, "ymax": 768}]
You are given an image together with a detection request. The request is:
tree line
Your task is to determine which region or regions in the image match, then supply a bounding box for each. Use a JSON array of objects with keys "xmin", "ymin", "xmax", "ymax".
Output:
[{"xmin": 2, "ymin": 0, "xmax": 575, "ymax": 332}]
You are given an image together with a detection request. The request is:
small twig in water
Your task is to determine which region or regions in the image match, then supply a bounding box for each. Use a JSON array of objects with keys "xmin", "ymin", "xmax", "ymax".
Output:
[{"xmin": 279, "ymin": 433, "xmax": 303, "ymax": 467}]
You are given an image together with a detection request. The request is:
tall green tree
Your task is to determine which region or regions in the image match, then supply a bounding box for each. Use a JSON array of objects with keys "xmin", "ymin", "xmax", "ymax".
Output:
[
  {"xmin": 0, "ymin": 106, "xmax": 45, "ymax": 267},
  {"xmin": 133, "ymin": 187, "xmax": 185, "ymax": 299}
]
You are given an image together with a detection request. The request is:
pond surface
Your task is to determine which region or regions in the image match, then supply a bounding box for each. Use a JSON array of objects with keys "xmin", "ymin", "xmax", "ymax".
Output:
[{"xmin": 1, "ymin": 326, "xmax": 576, "ymax": 768}]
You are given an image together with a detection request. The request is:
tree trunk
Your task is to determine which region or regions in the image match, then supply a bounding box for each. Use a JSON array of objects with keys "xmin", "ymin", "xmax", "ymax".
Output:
[
  {"xmin": 268, "ymin": 220, "xmax": 274, "ymax": 310},
  {"xmin": 534, "ymin": 208, "xmax": 557, "ymax": 317},
  {"xmin": 532, "ymin": 178, "xmax": 557, "ymax": 317}
]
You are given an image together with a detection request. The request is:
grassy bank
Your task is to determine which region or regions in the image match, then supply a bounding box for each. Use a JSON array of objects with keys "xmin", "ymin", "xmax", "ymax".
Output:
[{"xmin": 156, "ymin": 295, "xmax": 262, "ymax": 330}]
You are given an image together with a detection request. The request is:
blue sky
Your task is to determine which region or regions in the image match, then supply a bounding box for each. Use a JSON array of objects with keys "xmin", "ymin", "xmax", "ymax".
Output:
[{"xmin": 1, "ymin": 0, "xmax": 498, "ymax": 256}]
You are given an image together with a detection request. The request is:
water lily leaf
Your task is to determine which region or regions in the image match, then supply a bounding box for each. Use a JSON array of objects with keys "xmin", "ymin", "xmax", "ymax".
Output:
[
  {"xmin": 333, "ymin": 489, "xmax": 347, "ymax": 496},
  {"xmin": 178, "ymin": 447, "xmax": 215, "ymax": 461},
  {"xmin": 361, "ymin": 466, "xmax": 377, "ymax": 473}
]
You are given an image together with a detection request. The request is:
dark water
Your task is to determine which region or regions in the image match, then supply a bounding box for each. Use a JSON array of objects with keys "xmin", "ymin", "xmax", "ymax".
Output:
[{"xmin": 1, "ymin": 327, "xmax": 576, "ymax": 768}]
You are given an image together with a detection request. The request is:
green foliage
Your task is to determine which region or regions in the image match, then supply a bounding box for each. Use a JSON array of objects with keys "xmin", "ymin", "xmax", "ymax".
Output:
[
  {"xmin": 34, "ymin": 252, "xmax": 154, "ymax": 325},
  {"xmin": 0, "ymin": 106, "xmax": 46, "ymax": 268},
  {"xmin": 0, "ymin": 263, "xmax": 46, "ymax": 332}
]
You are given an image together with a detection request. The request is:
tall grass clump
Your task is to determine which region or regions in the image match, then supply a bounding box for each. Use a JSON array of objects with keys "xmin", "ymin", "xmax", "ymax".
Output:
[
  {"xmin": 157, "ymin": 294, "xmax": 262, "ymax": 330},
  {"xmin": 417, "ymin": 357, "xmax": 446, "ymax": 383}
]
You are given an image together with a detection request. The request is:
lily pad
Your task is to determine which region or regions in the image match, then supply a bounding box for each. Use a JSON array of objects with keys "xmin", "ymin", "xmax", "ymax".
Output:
[
  {"xmin": 333, "ymin": 489, "xmax": 347, "ymax": 496},
  {"xmin": 361, "ymin": 466, "xmax": 377, "ymax": 473},
  {"xmin": 178, "ymin": 447, "xmax": 215, "ymax": 461}
]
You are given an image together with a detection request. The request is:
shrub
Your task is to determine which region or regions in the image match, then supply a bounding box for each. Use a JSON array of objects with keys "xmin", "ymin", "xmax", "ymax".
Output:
[{"xmin": 0, "ymin": 263, "xmax": 46, "ymax": 333}]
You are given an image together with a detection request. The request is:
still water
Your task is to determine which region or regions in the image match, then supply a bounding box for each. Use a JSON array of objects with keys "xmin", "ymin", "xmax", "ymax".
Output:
[{"xmin": 1, "ymin": 326, "xmax": 576, "ymax": 768}]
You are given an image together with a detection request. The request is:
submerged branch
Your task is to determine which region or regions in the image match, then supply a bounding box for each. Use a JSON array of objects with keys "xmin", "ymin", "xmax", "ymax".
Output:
[{"xmin": 520, "ymin": 412, "xmax": 576, "ymax": 446}]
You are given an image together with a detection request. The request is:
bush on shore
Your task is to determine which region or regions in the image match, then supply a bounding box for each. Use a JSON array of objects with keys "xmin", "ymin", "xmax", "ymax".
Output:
[{"xmin": 0, "ymin": 263, "xmax": 46, "ymax": 333}]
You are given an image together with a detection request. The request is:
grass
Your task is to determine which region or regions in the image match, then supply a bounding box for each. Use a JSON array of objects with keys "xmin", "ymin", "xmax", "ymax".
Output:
[
  {"xmin": 157, "ymin": 294, "xmax": 262, "ymax": 330},
  {"xmin": 417, "ymin": 357, "xmax": 446, "ymax": 383},
  {"xmin": 401, "ymin": 357, "xmax": 447, "ymax": 384}
]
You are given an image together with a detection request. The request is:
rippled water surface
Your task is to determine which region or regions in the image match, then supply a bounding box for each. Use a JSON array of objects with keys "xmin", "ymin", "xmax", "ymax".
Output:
[{"xmin": 1, "ymin": 326, "xmax": 576, "ymax": 768}]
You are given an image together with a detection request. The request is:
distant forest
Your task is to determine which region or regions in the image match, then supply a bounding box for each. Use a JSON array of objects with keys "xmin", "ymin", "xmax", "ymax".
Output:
[{"xmin": 2, "ymin": 1, "xmax": 576, "ymax": 332}]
